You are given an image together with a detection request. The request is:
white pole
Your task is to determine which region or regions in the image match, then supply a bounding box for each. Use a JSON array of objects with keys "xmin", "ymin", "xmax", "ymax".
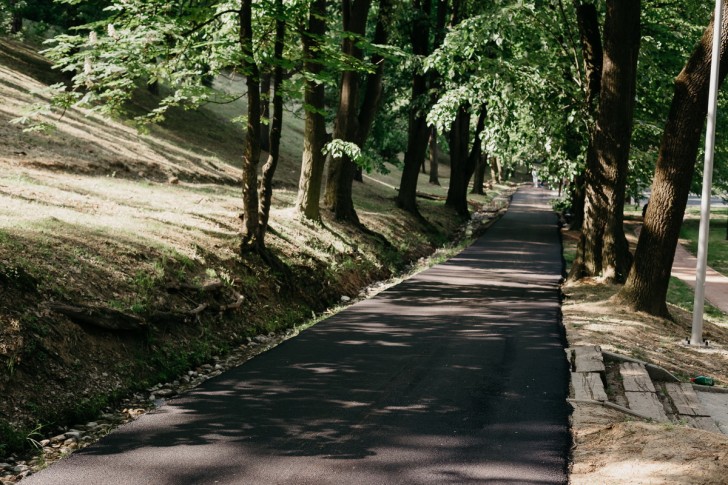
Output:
[{"xmin": 691, "ymin": 0, "xmax": 724, "ymax": 345}]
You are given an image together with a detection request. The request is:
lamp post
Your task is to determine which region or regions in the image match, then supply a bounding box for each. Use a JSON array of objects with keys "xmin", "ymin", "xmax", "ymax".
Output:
[{"xmin": 691, "ymin": 0, "xmax": 724, "ymax": 345}]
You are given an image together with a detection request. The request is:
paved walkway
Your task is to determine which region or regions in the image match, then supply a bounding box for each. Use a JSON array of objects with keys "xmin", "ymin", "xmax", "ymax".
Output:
[
  {"xmin": 24, "ymin": 187, "xmax": 570, "ymax": 485},
  {"xmin": 671, "ymin": 241, "xmax": 728, "ymax": 314}
]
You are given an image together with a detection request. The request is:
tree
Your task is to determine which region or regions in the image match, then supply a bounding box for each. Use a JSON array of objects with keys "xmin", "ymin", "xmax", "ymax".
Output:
[
  {"xmin": 569, "ymin": 0, "xmax": 641, "ymax": 283},
  {"xmin": 395, "ymin": 0, "xmax": 433, "ymax": 216},
  {"xmin": 239, "ymin": 0, "xmax": 263, "ymax": 252},
  {"xmin": 616, "ymin": 6, "xmax": 728, "ymax": 316},
  {"xmin": 295, "ymin": 0, "xmax": 329, "ymax": 221},
  {"xmin": 257, "ymin": 0, "xmax": 286, "ymax": 244},
  {"xmin": 323, "ymin": 0, "xmax": 392, "ymax": 224}
]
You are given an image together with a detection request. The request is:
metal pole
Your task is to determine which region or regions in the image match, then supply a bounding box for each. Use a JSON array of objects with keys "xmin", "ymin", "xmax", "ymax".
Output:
[{"xmin": 691, "ymin": 0, "xmax": 724, "ymax": 345}]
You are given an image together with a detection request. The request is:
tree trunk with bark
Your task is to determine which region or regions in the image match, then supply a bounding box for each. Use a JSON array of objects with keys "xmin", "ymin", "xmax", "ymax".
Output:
[
  {"xmin": 471, "ymin": 153, "xmax": 487, "ymax": 195},
  {"xmin": 257, "ymin": 0, "xmax": 285, "ymax": 244},
  {"xmin": 396, "ymin": 0, "xmax": 431, "ymax": 216},
  {"xmin": 569, "ymin": 0, "xmax": 640, "ymax": 283},
  {"xmin": 260, "ymin": 71, "xmax": 272, "ymax": 152},
  {"xmin": 576, "ymin": 2, "xmax": 603, "ymax": 111},
  {"xmin": 324, "ymin": 0, "xmax": 372, "ymax": 223},
  {"xmin": 569, "ymin": 2, "xmax": 603, "ymax": 232},
  {"xmin": 428, "ymin": 127, "xmax": 440, "ymax": 185},
  {"xmin": 239, "ymin": 0, "xmax": 263, "ymax": 252},
  {"xmin": 616, "ymin": 6, "xmax": 728, "ymax": 316},
  {"xmin": 295, "ymin": 0, "xmax": 328, "ymax": 221},
  {"xmin": 445, "ymin": 104, "xmax": 472, "ymax": 218}
]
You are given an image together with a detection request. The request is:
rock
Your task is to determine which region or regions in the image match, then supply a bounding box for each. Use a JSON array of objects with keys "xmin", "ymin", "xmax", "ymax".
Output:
[
  {"xmin": 214, "ymin": 364, "xmax": 222, "ymax": 370},
  {"xmin": 39, "ymin": 439, "xmax": 50, "ymax": 447},
  {"xmin": 9, "ymin": 465, "xmax": 27, "ymax": 473},
  {"xmin": 50, "ymin": 434, "xmax": 66, "ymax": 444},
  {"xmin": 341, "ymin": 295, "xmax": 351, "ymax": 302},
  {"xmin": 0, "ymin": 464, "xmax": 11, "ymax": 471},
  {"xmin": 85, "ymin": 422, "xmax": 99, "ymax": 430},
  {"xmin": 64, "ymin": 430, "xmax": 82, "ymax": 440},
  {"xmin": 168, "ymin": 176, "xmax": 179, "ymax": 185},
  {"xmin": 155, "ymin": 388, "xmax": 176, "ymax": 397}
]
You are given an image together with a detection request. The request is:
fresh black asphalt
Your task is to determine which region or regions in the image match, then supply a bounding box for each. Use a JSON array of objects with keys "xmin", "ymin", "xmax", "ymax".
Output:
[{"xmin": 24, "ymin": 186, "xmax": 571, "ymax": 484}]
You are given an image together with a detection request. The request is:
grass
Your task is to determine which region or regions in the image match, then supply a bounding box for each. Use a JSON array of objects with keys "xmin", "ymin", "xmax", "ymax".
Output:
[
  {"xmin": 666, "ymin": 276, "xmax": 728, "ymax": 325},
  {"xmin": 679, "ymin": 212, "xmax": 728, "ymax": 275}
]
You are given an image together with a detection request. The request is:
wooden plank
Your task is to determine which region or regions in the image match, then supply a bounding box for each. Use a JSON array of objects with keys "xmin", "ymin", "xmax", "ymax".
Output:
[
  {"xmin": 666, "ymin": 382, "xmax": 708, "ymax": 417},
  {"xmin": 683, "ymin": 416, "xmax": 722, "ymax": 434},
  {"xmin": 620, "ymin": 362, "xmax": 656, "ymax": 393},
  {"xmin": 624, "ymin": 391, "xmax": 668, "ymax": 421},
  {"xmin": 571, "ymin": 372, "xmax": 608, "ymax": 401},
  {"xmin": 573, "ymin": 346, "xmax": 605, "ymax": 373}
]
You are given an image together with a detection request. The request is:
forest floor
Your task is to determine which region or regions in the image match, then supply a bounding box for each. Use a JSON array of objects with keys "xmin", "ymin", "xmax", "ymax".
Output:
[
  {"xmin": 0, "ymin": 36, "xmax": 512, "ymax": 475},
  {"xmin": 563, "ymin": 226, "xmax": 728, "ymax": 484}
]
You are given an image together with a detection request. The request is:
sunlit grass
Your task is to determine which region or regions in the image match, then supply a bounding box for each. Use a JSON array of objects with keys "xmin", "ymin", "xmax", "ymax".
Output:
[{"xmin": 679, "ymin": 215, "xmax": 728, "ymax": 275}]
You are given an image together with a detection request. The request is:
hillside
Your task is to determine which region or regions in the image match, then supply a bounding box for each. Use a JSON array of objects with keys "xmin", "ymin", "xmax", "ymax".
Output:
[{"xmin": 0, "ymin": 36, "xmax": 510, "ymax": 465}]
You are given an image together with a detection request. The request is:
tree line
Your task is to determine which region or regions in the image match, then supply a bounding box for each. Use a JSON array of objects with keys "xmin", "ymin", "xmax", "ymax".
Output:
[{"xmin": 3, "ymin": 0, "xmax": 728, "ymax": 318}]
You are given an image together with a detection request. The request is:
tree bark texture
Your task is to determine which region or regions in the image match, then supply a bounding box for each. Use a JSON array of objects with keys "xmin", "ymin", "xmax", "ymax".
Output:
[
  {"xmin": 471, "ymin": 153, "xmax": 488, "ymax": 195},
  {"xmin": 260, "ymin": 71, "xmax": 272, "ymax": 152},
  {"xmin": 428, "ymin": 127, "xmax": 440, "ymax": 185},
  {"xmin": 617, "ymin": 6, "xmax": 728, "ymax": 316},
  {"xmin": 445, "ymin": 105, "xmax": 471, "ymax": 217},
  {"xmin": 239, "ymin": 0, "xmax": 262, "ymax": 252},
  {"xmin": 396, "ymin": 0, "xmax": 431, "ymax": 215},
  {"xmin": 575, "ymin": 2, "xmax": 603, "ymax": 110},
  {"xmin": 257, "ymin": 0, "xmax": 286, "ymax": 244},
  {"xmin": 295, "ymin": 0, "xmax": 328, "ymax": 221},
  {"xmin": 569, "ymin": 0, "xmax": 640, "ymax": 283},
  {"xmin": 324, "ymin": 0, "xmax": 372, "ymax": 223}
]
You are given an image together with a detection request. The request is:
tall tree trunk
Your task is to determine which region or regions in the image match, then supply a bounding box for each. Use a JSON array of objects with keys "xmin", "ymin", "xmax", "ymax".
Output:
[
  {"xmin": 445, "ymin": 105, "xmax": 471, "ymax": 218},
  {"xmin": 356, "ymin": 0, "xmax": 390, "ymax": 146},
  {"xmin": 350, "ymin": 0, "xmax": 392, "ymax": 187},
  {"xmin": 489, "ymin": 155, "xmax": 501, "ymax": 184},
  {"xmin": 239, "ymin": 0, "xmax": 262, "ymax": 252},
  {"xmin": 428, "ymin": 127, "xmax": 440, "ymax": 185},
  {"xmin": 569, "ymin": 0, "xmax": 640, "ymax": 283},
  {"xmin": 471, "ymin": 153, "xmax": 488, "ymax": 195},
  {"xmin": 569, "ymin": 172, "xmax": 586, "ymax": 230},
  {"xmin": 260, "ymin": 71, "xmax": 272, "ymax": 152},
  {"xmin": 569, "ymin": 2, "xmax": 603, "ymax": 232},
  {"xmin": 9, "ymin": 0, "xmax": 22, "ymax": 34},
  {"xmin": 426, "ymin": 1, "xmax": 447, "ymax": 188},
  {"xmin": 575, "ymin": 2, "xmax": 603, "ymax": 111},
  {"xmin": 617, "ymin": 6, "xmax": 728, "ymax": 316},
  {"xmin": 257, "ymin": 0, "xmax": 286, "ymax": 244},
  {"xmin": 324, "ymin": 0, "xmax": 372, "ymax": 223},
  {"xmin": 396, "ymin": 0, "xmax": 431, "ymax": 216},
  {"xmin": 295, "ymin": 0, "xmax": 328, "ymax": 221}
]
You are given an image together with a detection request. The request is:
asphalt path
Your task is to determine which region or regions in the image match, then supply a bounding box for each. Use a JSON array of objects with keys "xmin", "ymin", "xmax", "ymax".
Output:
[{"xmin": 25, "ymin": 186, "xmax": 570, "ymax": 484}]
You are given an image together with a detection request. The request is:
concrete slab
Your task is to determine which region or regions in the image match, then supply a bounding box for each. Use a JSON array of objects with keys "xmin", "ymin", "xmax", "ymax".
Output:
[
  {"xmin": 571, "ymin": 372, "xmax": 608, "ymax": 401},
  {"xmin": 620, "ymin": 362, "xmax": 656, "ymax": 393},
  {"xmin": 624, "ymin": 391, "xmax": 668, "ymax": 422},
  {"xmin": 696, "ymin": 391, "xmax": 728, "ymax": 434},
  {"xmin": 573, "ymin": 346, "xmax": 605, "ymax": 373},
  {"xmin": 665, "ymin": 383, "xmax": 706, "ymax": 417}
]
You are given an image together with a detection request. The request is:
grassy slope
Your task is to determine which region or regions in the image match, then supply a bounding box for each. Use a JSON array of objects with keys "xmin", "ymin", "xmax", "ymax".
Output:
[{"xmin": 0, "ymin": 38, "xmax": 508, "ymax": 454}]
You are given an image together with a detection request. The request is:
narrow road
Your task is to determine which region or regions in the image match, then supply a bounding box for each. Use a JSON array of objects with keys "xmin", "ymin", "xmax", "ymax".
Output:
[{"xmin": 25, "ymin": 186, "xmax": 570, "ymax": 484}]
